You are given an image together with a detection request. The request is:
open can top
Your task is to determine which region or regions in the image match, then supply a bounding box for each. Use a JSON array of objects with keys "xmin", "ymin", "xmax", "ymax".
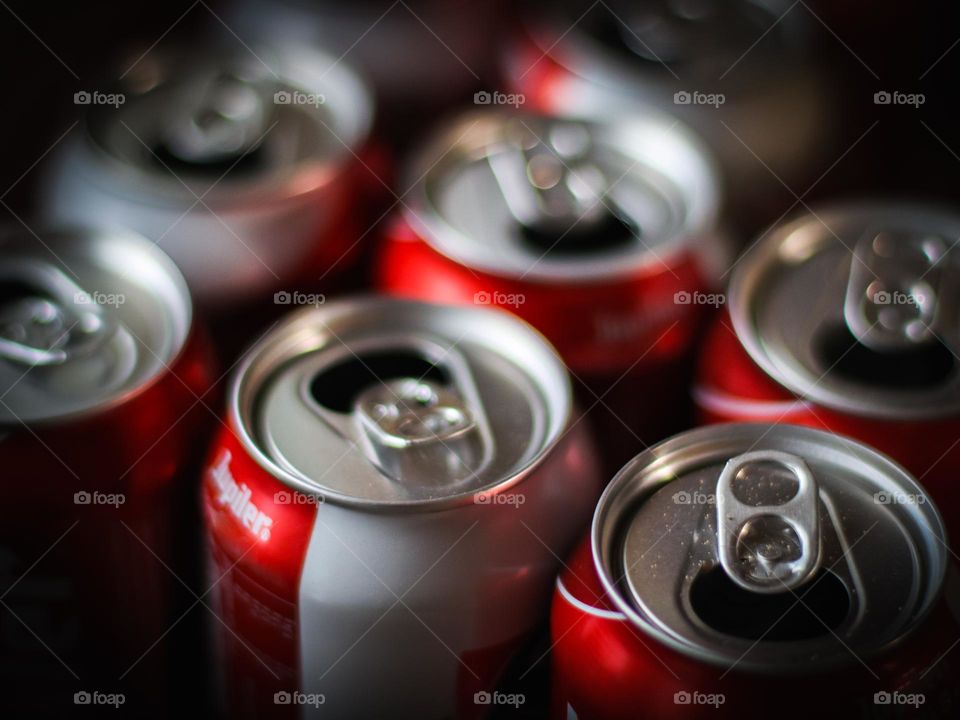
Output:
[
  {"xmin": 404, "ymin": 110, "xmax": 720, "ymax": 281},
  {"xmin": 230, "ymin": 298, "xmax": 573, "ymax": 510},
  {"xmin": 79, "ymin": 43, "xmax": 373, "ymax": 203},
  {"xmin": 593, "ymin": 423, "xmax": 948, "ymax": 674},
  {"xmin": 730, "ymin": 203, "xmax": 960, "ymax": 419},
  {"xmin": 0, "ymin": 226, "xmax": 192, "ymax": 425}
]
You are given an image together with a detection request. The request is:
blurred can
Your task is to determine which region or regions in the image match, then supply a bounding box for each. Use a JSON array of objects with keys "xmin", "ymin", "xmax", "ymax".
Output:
[
  {"xmin": 223, "ymin": 0, "xmax": 505, "ymax": 136},
  {"xmin": 503, "ymin": 0, "xmax": 837, "ymax": 232},
  {"xmin": 0, "ymin": 226, "xmax": 215, "ymax": 715},
  {"xmin": 377, "ymin": 110, "xmax": 727, "ymax": 470},
  {"xmin": 201, "ymin": 297, "xmax": 600, "ymax": 719},
  {"xmin": 553, "ymin": 423, "xmax": 960, "ymax": 719},
  {"xmin": 694, "ymin": 203, "xmax": 960, "ymax": 543},
  {"xmin": 41, "ymin": 44, "xmax": 377, "ymax": 353}
]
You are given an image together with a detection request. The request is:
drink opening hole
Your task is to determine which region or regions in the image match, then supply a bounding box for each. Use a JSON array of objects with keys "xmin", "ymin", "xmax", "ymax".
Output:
[
  {"xmin": 0, "ymin": 280, "xmax": 47, "ymax": 307},
  {"xmin": 151, "ymin": 143, "xmax": 264, "ymax": 177},
  {"xmin": 309, "ymin": 350, "xmax": 448, "ymax": 413},
  {"xmin": 690, "ymin": 566, "xmax": 849, "ymax": 641},
  {"xmin": 519, "ymin": 211, "xmax": 637, "ymax": 257},
  {"xmin": 816, "ymin": 324, "xmax": 955, "ymax": 389}
]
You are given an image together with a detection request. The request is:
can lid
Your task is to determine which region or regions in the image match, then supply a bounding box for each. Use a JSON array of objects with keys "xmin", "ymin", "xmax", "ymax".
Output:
[
  {"xmin": 0, "ymin": 227, "xmax": 192, "ymax": 424},
  {"xmin": 593, "ymin": 423, "xmax": 948, "ymax": 673},
  {"xmin": 230, "ymin": 298, "xmax": 572, "ymax": 509},
  {"xmin": 404, "ymin": 111, "xmax": 719, "ymax": 281},
  {"xmin": 80, "ymin": 43, "xmax": 372, "ymax": 202},
  {"xmin": 730, "ymin": 203, "xmax": 960, "ymax": 419}
]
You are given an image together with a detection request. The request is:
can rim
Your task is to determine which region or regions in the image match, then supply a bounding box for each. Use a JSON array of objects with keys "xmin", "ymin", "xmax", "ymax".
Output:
[
  {"xmin": 402, "ymin": 109, "xmax": 722, "ymax": 282},
  {"xmin": 591, "ymin": 423, "xmax": 949, "ymax": 674},
  {"xmin": 729, "ymin": 201, "xmax": 960, "ymax": 419},
  {"xmin": 227, "ymin": 297, "xmax": 575, "ymax": 512},
  {"xmin": 0, "ymin": 224, "xmax": 195, "ymax": 426}
]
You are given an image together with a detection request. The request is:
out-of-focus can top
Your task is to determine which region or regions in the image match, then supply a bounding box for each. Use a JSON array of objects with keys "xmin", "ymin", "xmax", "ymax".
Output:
[
  {"xmin": 593, "ymin": 423, "xmax": 947, "ymax": 673},
  {"xmin": 729, "ymin": 203, "xmax": 960, "ymax": 419},
  {"xmin": 230, "ymin": 298, "xmax": 572, "ymax": 509},
  {"xmin": 75, "ymin": 44, "xmax": 372, "ymax": 201},
  {"xmin": 403, "ymin": 111, "xmax": 720, "ymax": 281},
  {"xmin": 0, "ymin": 227, "xmax": 192, "ymax": 424}
]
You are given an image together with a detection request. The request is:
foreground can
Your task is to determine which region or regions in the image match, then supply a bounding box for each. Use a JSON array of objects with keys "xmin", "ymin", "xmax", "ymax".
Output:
[
  {"xmin": 0, "ymin": 227, "xmax": 215, "ymax": 715},
  {"xmin": 504, "ymin": 0, "xmax": 836, "ymax": 231},
  {"xmin": 553, "ymin": 423, "xmax": 960, "ymax": 719},
  {"xmin": 41, "ymin": 44, "xmax": 377, "ymax": 347},
  {"xmin": 202, "ymin": 297, "xmax": 601, "ymax": 719},
  {"xmin": 694, "ymin": 203, "xmax": 960, "ymax": 544},
  {"xmin": 377, "ymin": 110, "xmax": 726, "ymax": 470}
]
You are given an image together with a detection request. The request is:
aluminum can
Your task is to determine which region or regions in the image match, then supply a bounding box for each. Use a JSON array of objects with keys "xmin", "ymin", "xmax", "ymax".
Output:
[
  {"xmin": 0, "ymin": 226, "xmax": 215, "ymax": 716},
  {"xmin": 40, "ymin": 44, "xmax": 377, "ymax": 322},
  {"xmin": 202, "ymin": 296, "xmax": 601, "ymax": 719},
  {"xmin": 552, "ymin": 423, "xmax": 960, "ymax": 719},
  {"xmin": 377, "ymin": 110, "xmax": 727, "ymax": 471},
  {"xmin": 694, "ymin": 203, "xmax": 960, "ymax": 545},
  {"xmin": 503, "ymin": 0, "xmax": 837, "ymax": 232}
]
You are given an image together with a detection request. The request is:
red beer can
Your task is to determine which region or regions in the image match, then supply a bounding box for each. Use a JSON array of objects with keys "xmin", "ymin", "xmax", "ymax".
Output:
[
  {"xmin": 694, "ymin": 203, "xmax": 960, "ymax": 543},
  {"xmin": 0, "ymin": 226, "xmax": 215, "ymax": 716},
  {"xmin": 377, "ymin": 111, "xmax": 727, "ymax": 471},
  {"xmin": 202, "ymin": 297, "xmax": 601, "ymax": 719},
  {"xmin": 503, "ymin": 0, "xmax": 837, "ymax": 232},
  {"xmin": 41, "ymin": 44, "xmax": 378, "ymax": 357},
  {"xmin": 553, "ymin": 423, "xmax": 960, "ymax": 719}
]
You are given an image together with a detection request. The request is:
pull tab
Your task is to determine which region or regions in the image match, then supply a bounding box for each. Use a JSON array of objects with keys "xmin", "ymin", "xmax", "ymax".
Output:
[
  {"xmin": 843, "ymin": 230, "xmax": 947, "ymax": 352},
  {"xmin": 162, "ymin": 69, "xmax": 272, "ymax": 165},
  {"xmin": 715, "ymin": 450, "xmax": 821, "ymax": 594},
  {"xmin": 0, "ymin": 261, "xmax": 120, "ymax": 366},
  {"xmin": 488, "ymin": 120, "xmax": 635, "ymax": 251}
]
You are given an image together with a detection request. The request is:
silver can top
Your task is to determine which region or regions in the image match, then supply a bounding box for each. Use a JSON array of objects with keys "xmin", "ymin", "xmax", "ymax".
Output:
[
  {"xmin": 230, "ymin": 298, "xmax": 573, "ymax": 509},
  {"xmin": 0, "ymin": 227, "xmax": 192, "ymax": 424},
  {"xmin": 77, "ymin": 43, "xmax": 372, "ymax": 202},
  {"xmin": 730, "ymin": 203, "xmax": 960, "ymax": 419},
  {"xmin": 404, "ymin": 110, "xmax": 720, "ymax": 281},
  {"xmin": 593, "ymin": 423, "xmax": 947, "ymax": 674}
]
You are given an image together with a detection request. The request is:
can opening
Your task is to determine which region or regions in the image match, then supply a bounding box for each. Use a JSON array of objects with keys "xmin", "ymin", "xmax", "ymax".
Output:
[
  {"xmin": 690, "ymin": 565, "xmax": 849, "ymax": 641},
  {"xmin": 309, "ymin": 350, "xmax": 449, "ymax": 413},
  {"xmin": 518, "ymin": 211, "xmax": 637, "ymax": 257},
  {"xmin": 0, "ymin": 280, "xmax": 50, "ymax": 308},
  {"xmin": 815, "ymin": 324, "xmax": 955, "ymax": 389},
  {"xmin": 151, "ymin": 142, "xmax": 265, "ymax": 177}
]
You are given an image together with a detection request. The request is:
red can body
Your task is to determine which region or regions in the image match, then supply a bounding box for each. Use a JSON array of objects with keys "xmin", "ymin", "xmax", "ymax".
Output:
[
  {"xmin": 0, "ymin": 327, "xmax": 215, "ymax": 715},
  {"xmin": 551, "ymin": 539, "xmax": 960, "ymax": 720}
]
